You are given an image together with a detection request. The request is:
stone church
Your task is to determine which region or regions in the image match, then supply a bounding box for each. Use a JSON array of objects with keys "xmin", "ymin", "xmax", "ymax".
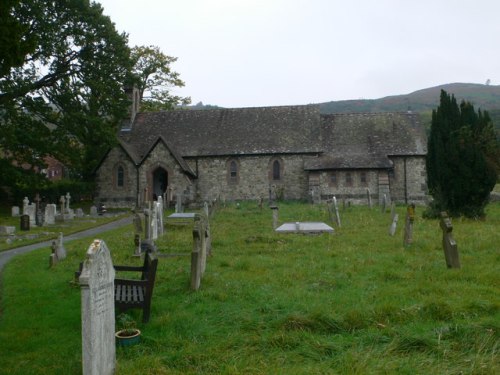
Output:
[{"xmin": 95, "ymin": 88, "xmax": 428, "ymax": 208}]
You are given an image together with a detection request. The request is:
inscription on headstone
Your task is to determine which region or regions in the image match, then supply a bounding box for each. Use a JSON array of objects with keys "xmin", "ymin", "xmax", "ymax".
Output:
[{"xmin": 79, "ymin": 240, "xmax": 115, "ymax": 375}]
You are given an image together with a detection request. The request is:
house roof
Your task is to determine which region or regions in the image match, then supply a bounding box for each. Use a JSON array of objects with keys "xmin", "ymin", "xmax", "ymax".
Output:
[
  {"xmin": 307, "ymin": 112, "xmax": 427, "ymax": 170},
  {"xmin": 119, "ymin": 105, "xmax": 323, "ymax": 158}
]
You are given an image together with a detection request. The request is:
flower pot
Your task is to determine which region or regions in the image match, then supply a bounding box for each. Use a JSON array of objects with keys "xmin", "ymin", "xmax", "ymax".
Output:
[{"xmin": 115, "ymin": 328, "xmax": 141, "ymax": 347}]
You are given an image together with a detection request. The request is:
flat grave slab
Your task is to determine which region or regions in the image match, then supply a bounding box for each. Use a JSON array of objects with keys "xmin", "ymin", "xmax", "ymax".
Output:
[
  {"xmin": 275, "ymin": 222, "xmax": 334, "ymax": 234},
  {"xmin": 167, "ymin": 213, "xmax": 196, "ymax": 225}
]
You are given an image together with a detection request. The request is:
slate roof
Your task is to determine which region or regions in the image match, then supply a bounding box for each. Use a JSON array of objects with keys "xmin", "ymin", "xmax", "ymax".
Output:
[
  {"xmin": 119, "ymin": 105, "xmax": 322, "ymax": 158},
  {"xmin": 305, "ymin": 112, "xmax": 427, "ymax": 170},
  {"xmin": 117, "ymin": 105, "xmax": 427, "ymax": 173}
]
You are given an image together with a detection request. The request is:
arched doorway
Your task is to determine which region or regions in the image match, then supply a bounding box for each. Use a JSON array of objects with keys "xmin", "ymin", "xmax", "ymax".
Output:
[{"xmin": 152, "ymin": 167, "xmax": 168, "ymax": 200}]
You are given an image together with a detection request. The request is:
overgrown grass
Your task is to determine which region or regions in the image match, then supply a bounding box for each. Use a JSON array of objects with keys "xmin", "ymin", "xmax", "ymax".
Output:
[{"xmin": 0, "ymin": 202, "xmax": 498, "ymax": 374}]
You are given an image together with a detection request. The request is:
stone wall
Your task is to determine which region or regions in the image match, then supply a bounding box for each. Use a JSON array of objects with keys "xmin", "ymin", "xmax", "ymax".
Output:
[
  {"xmin": 95, "ymin": 148, "xmax": 137, "ymax": 208},
  {"xmin": 389, "ymin": 156, "xmax": 428, "ymax": 203},
  {"xmin": 191, "ymin": 154, "xmax": 310, "ymax": 202},
  {"xmin": 316, "ymin": 169, "xmax": 379, "ymax": 204}
]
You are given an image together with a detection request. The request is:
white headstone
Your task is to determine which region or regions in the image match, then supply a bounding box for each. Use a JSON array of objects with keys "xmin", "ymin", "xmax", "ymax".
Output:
[
  {"xmin": 389, "ymin": 213, "xmax": 399, "ymax": 236},
  {"xmin": 56, "ymin": 232, "xmax": 66, "ymax": 260},
  {"xmin": 44, "ymin": 204, "xmax": 56, "ymax": 225},
  {"xmin": 11, "ymin": 206, "xmax": 20, "ymax": 217},
  {"xmin": 65, "ymin": 192, "xmax": 71, "ymax": 212},
  {"xmin": 79, "ymin": 240, "xmax": 115, "ymax": 375},
  {"xmin": 26, "ymin": 204, "xmax": 36, "ymax": 226},
  {"xmin": 156, "ymin": 200, "xmax": 164, "ymax": 236},
  {"xmin": 151, "ymin": 205, "xmax": 158, "ymax": 241},
  {"xmin": 22, "ymin": 197, "xmax": 29, "ymax": 214},
  {"xmin": 90, "ymin": 206, "xmax": 98, "ymax": 217}
]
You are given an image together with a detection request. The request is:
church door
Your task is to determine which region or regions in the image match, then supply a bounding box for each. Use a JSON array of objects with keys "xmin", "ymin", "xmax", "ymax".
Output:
[{"xmin": 152, "ymin": 167, "xmax": 168, "ymax": 200}]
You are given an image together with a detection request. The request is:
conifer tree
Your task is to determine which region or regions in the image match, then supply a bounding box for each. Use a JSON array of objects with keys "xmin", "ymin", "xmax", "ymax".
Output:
[{"xmin": 426, "ymin": 90, "xmax": 498, "ymax": 218}]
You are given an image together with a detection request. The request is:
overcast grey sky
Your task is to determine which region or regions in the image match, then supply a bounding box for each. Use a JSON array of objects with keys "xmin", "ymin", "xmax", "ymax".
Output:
[{"xmin": 97, "ymin": 0, "xmax": 500, "ymax": 108}]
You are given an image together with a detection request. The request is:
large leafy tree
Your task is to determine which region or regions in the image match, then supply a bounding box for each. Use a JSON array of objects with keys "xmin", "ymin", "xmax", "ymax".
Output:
[
  {"xmin": 0, "ymin": 0, "xmax": 133, "ymax": 183},
  {"xmin": 426, "ymin": 90, "xmax": 498, "ymax": 218},
  {"xmin": 131, "ymin": 45, "xmax": 190, "ymax": 111}
]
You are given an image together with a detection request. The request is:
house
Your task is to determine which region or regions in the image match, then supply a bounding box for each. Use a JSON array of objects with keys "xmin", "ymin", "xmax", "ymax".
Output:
[{"xmin": 95, "ymin": 90, "xmax": 427, "ymax": 208}]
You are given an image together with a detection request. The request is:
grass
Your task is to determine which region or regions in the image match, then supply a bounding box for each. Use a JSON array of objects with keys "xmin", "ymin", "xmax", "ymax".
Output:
[{"xmin": 0, "ymin": 201, "xmax": 498, "ymax": 374}]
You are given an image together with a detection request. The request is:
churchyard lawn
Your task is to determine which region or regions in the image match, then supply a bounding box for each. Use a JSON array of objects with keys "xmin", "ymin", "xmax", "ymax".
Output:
[{"xmin": 0, "ymin": 201, "xmax": 498, "ymax": 374}]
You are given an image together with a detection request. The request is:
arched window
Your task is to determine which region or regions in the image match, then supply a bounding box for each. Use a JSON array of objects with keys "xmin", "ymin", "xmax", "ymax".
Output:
[
  {"xmin": 117, "ymin": 166, "xmax": 124, "ymax": 187},
  {"xmin": 272, "ymin": 160, "xmax": 281, "ymax": 180},
  {"xmin": 227, "ymin": 159, "xmax": 239, "ymax": 184}
]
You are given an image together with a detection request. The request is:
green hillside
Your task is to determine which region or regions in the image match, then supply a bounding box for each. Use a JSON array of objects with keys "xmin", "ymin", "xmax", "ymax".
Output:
[{"xmin": 319, "ymin": 83, "xmax": 500, "ymax": 133}]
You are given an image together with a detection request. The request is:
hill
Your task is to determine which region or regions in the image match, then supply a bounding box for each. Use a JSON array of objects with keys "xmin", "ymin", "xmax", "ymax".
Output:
[{"xmin": 319, "ymin": 83, "xmax": 500, "ymax": 113}]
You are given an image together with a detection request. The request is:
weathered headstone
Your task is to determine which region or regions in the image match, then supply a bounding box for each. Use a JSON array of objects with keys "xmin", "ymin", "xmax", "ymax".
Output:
[
  {"xmin": 390, "ymin": 202, "xmax": 396, "ymax": 220},
  {"xmin": 155, "ymin": 200, "xmax": 164, "ymax": 236},
  {"xmin": 143, "ymin": 208, "xmax": 151, "ymax": 242},
  {"xmin": 381, "ymin": 194, "xmax": 387, "ymax": 213},
  {"xmin": 151, "ymin": 204, "xmax": 158, "ymax": 241},
  {"xmin": 367, "ymin": 188, "xmax": 372, "ymax": 208},
  {"xmin": 44, "ymin": 204, "xmax": 56, "ymax": 225},
  {"xmin": 11, "ymin": 206, "xmax": 20, "ymax": 217},
  {"xmin": 175, "ymin": 193, "xmax": 183, "ymax": 213},
  {"xmin": 191, "ymin": 216, "xmax": 207, "ymax": 291},
  {"xmin": 34, "ymin": 193, "xmax": 43, "ymax": 226},
  {"xmin": 22, "ymin": 197, "xmax": 29, "ymax": 215},
  {"xmin": 133, "ymin": 213, "xmax": 143, "ymax": 256},
  {"xmin": 270, "ymin": 205, "xmax": 279, "ymax": 230},
  {"xmin": 389, "ymin": 213, "xmax": 399, "ymax": 236},
  {"xmin": 76, "ymin": 208, "xmax": 85, "ymax": 218},
  {"xmin": 403, "ymin": 204, "xmax": 415, "ymax": 246},
  {"xmin": 20, "ymin": 214, "xmax": 30, "ymax": 231},
  {"xmin": 333, "ymin": 196, "xmax": 341, "ymax": 227},
  {"xmin": 24, "ymin": 203, "xmax": 36, "ymax": 226},
  {"xmin": 440, "ymin": 212, "xmax": 460, "ymax": 268},
  {"xmin": 55, "ymin": 232, "xmax": 66, "ymax": 260},
  {"xmin": 59, "ymin": 196, "xmax": 65, "ymax": 221},
  {"xmin": 90, "ymin": 206, "xmax": 98, "ymax": 217},
  {"xmin": 65, "ymin": 192, "xmax": 71, "ymax": 213},
  {"xmin": 79, "ymin": 239, "xmax": 115, "ymax": 375}
]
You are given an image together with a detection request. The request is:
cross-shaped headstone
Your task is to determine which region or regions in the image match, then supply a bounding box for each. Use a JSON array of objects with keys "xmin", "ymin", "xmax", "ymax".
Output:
[
  {"xmin": 440, "ymin": 212, "xmax": 460, "ymax": 268},
  {"xmin": 65, "ymin": 192, "xmax": 71, "ymax": 212}
]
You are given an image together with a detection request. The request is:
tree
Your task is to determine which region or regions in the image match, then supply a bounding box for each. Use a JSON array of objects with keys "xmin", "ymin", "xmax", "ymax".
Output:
[
  {"xmin": 426, "ymin": 90, "xmax": 498, "ymax": 218},
  {"xmin": 131, "ymin": 45, "xmax": 190, "ymax": 111},
  {"xmin": 0, "ymin": 0, "xmax": 133, "ymax": 184}
]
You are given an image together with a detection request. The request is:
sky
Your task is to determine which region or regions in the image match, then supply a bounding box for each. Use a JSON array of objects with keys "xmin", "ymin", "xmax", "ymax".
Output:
[{"xmin": 97, "ymin": 0, "xmax": 500, "ymax": 108}]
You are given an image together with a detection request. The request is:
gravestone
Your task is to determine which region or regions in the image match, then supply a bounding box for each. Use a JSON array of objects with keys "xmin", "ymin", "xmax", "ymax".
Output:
[
  {"xmin": 76, "ymin": 208, "xmax": 85, "ymax": 218},
  {"xmin": 440, "ymin": 212, "xmax": 460, "ymax": 268},
  {"xmin": 157, "ymin": 196, "xmax": 164, "ymax": 236},
  {"xmin": 44, "ymin": 204, "xmax": 56, "ymax": 225},
  {"xmin": 20, "ymin": 214, "xmax": 30, "ymax": 231},
  {"xmin": 34, "ymin": 193, "xmax": 43, "ymax": 226},
  {"xmin": 49, "ymin": 240, "xmax": 58, "ymax": 268},
  {"xmin": 270, "ymin": 205, "xmax": 279, "ymax": 230},
  {"xmin": 389, "ymin": 213, "xmax": 399, "ymax": 236},
  {"xmin": 22, "ymin": 197, "xmax": 29, "ymax": 215},
  {"xmin": 24, "ymin": 204, "xmax": 36, "ymax": 226},
  {"xmin": 275, "ymin": 222, "xmax": 334, "ymax": 234},
  {"xmin": 390, "ymin": 202, "xmax": 396, "ymax": 220},
  {"xmin": 79, "ymin": 240, "xmax": 115, "ymax": 375},
  {"xmin": 204, "ymin": 201, "xmax": 209, "ymax": 217},
  {"xmin": 191, "ymin": 215, "xmax": 207, "ymax": 290},
  {"xmin": 143, "ymin": 207, "xmax": 151, "ymax": 242},
  {"xmin": 90, "ymin": 206, "xmax": 98, "ymax": 217},
  {"xmin": 151, "ymin": 204, "xmax": 158, "ymax": 241},
  {"xmin": 381, "ymin": 194, "xmax": 387, "ymax": 213},
  {"xmin": 133, "ymin": 213, "xmax": 143, "ymax": 256},
  {"xmin": 333, "ymin": 196, "xmax": 341, "ymax": 227},
  {"xmin": 403, "ymin": 204, "xmax": 415, "ymax": 246},
  {"xmin": 11, "ymin": 206, "xmax": 20, "ymax": 217},
  {"xmin": 59, "ymin": 196, "xmax": 65, "ymax": 221},
  {"xmin": 65, "ymin": 192, "xmax": 71, "ymax": 213},
  {"xmin": 175, "ymin": 193, "xmax": 183, "ymax": 213},
  {"xmin": 367, "ymin": 188, "xmax": 372, "ymax": 208},
  {"xmin": 55, "ymin": 232, "xmax": 66, "ymax": 260}
]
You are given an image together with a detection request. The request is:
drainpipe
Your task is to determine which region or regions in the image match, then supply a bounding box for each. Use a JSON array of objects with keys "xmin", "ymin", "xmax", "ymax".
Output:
[
  {"xmin": 404, "ymin": 157, "xmax": 408, "ymax": 204},
  {"xmin": 136, "ymin": 164, "xmax": 140, "ymax": 208}
]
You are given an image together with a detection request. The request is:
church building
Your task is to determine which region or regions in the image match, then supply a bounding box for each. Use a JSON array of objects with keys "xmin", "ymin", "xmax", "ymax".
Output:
[{"xmin": 95, "ymin": 88, "xmax": 428, "ymax": 208}]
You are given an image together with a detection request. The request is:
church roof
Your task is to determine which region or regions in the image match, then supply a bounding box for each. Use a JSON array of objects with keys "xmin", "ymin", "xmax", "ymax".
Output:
[
  {"xmin": 306, "ymin": 112, "xmax": 427, "ymax": 170},
  {"xmin": 119, "ymin": 105, "xmax": 323, "ymax": 158}
]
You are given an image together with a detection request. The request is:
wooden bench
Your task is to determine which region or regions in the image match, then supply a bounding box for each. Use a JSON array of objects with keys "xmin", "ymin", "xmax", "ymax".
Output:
[
  {"xmin": 75, "ymin": 251, "xmax": 158, "ymax": 323},
  {"xmin": 114, "ymin": 251, "xmax": 158, "ymax": 323}
]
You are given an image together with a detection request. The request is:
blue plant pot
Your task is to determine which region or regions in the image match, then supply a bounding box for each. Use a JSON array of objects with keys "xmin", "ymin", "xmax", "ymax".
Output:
[{"xmin": 115, "ymin": 329, "xmax": 141, "ymax": 347}]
